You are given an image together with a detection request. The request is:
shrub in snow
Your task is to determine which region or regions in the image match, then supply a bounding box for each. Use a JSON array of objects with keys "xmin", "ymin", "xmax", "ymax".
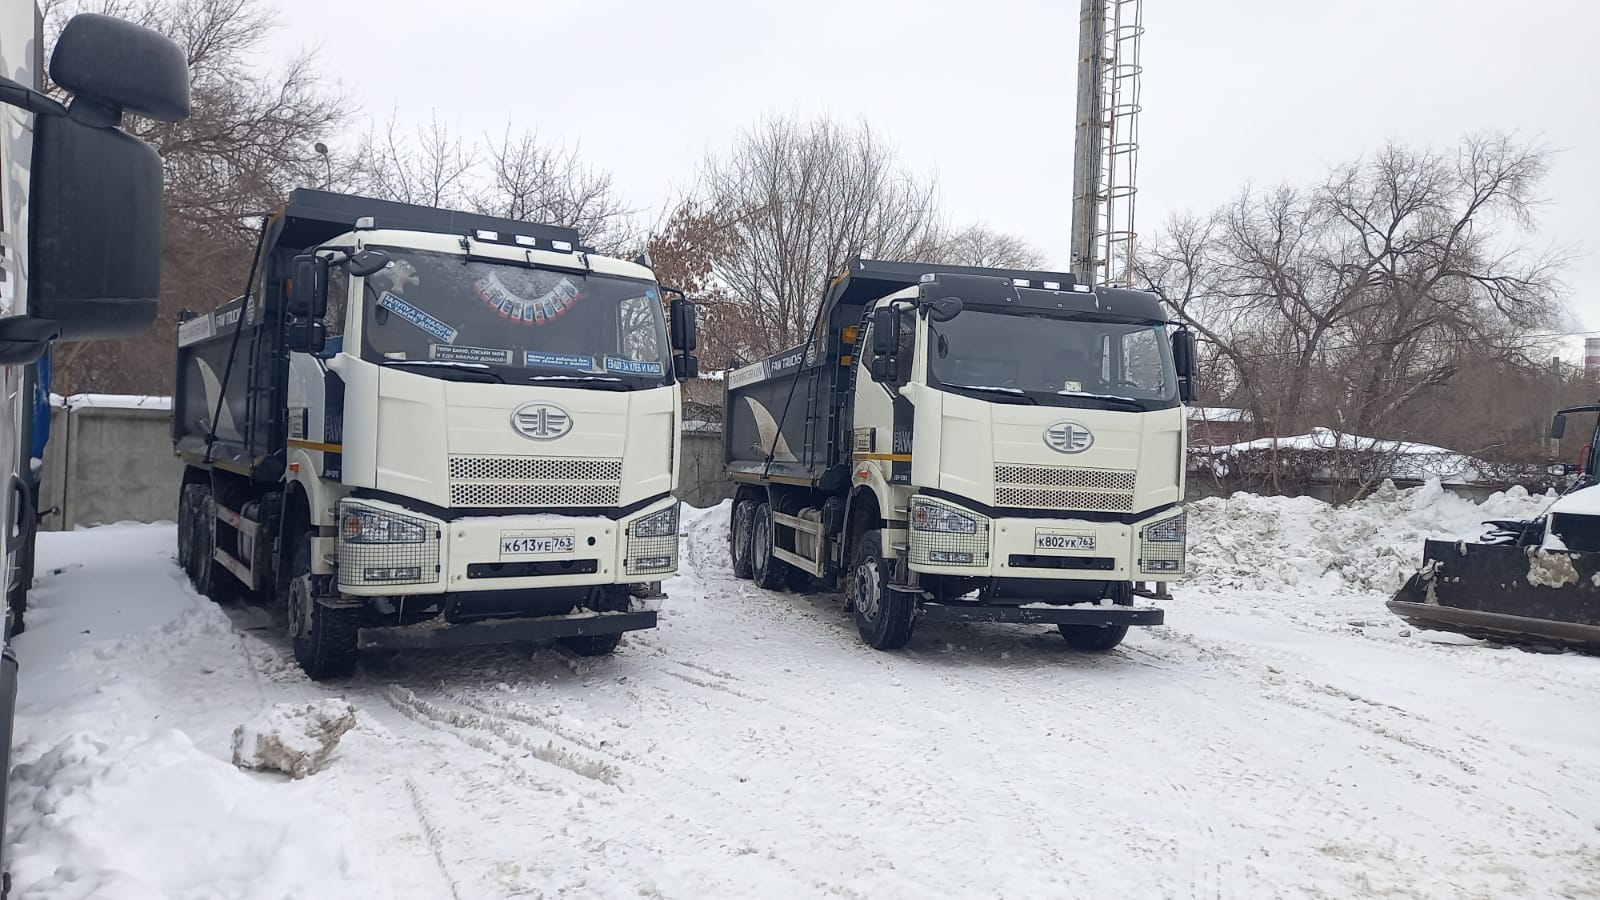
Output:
[{"xmin": 231, "ymin": 699, "xmax": 358, "ymax": 779}]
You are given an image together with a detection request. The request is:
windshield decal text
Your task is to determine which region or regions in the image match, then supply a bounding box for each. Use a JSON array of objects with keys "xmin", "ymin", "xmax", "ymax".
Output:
[
  {"xmin": 525, "ymin": 351, "xmax": 597, "ymax": 372},
  {"xmin": 432, "ymin": 343, "xmax": 512, "ymax": 365},
  {"xmin": 604, "ymin": 356, "xmax": 664, "ymax": 376},
  {"xmin": 380, "ymin": 291, "xmax": 458, "ymax": 344}
]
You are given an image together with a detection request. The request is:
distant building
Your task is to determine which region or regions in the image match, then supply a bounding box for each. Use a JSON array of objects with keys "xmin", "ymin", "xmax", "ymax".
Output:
[
  {"xmin": 1186, "ymin": 406, "xmax": 1257, "ymax": 448},
  {"xmin": 1586, "ymin": 337, "xmax": 1600, "ymax": 375}
]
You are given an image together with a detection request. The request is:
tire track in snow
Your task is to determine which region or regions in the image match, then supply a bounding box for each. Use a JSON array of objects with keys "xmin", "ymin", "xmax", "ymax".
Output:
[{"xmin": 402, "ymin": 776, "xmax": 468, "ymax": 900}]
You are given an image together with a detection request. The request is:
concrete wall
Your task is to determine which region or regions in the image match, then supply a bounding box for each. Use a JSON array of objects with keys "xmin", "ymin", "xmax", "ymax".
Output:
[
  {"xmin": 38, "ymin": 408, "xmax": 736, "ymax": 530},
  {"xmin": 40, "ymin": 405, "xmax": 185, "ymax": 530}
]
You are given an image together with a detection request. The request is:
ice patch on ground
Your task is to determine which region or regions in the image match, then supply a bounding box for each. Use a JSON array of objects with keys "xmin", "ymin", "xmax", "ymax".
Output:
[{"xmin": 232, "ymin": 699, "xmax": 359, "ymax": 779}]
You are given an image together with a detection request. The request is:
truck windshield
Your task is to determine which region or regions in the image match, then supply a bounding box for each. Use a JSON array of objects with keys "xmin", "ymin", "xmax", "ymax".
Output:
[
  {"xmin": 355, "ymin": 247, "xmax": 671, "ymax": 388},
  {"xmin": 926, "ymin": 308, "xmax": 1179, "ymax": 411}
]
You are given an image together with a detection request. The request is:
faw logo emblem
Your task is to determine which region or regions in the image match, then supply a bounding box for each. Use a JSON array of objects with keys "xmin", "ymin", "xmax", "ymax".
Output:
[
  {"xmin": 1044, "ymin": 421, "xmax": 1093, "ymax": 454},
  {"xmin": 511, "ymin": 403, "xmax": 573, "ymax": 441}
]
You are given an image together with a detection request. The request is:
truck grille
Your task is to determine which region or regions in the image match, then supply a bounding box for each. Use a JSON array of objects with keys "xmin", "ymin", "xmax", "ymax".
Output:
[
  {"xmin": 993, "ymin": 465, "xmax": 1136, "ymax": 512},
  {"xmin": 449, "ymin": 455, "xmax": 622, "ymax": 508}
]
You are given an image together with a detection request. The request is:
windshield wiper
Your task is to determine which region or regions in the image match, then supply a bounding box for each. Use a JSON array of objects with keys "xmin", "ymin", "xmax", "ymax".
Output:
[
  {"xmin": 381, "ymin": 360, "xmax": 505, "ymax": 384},
  {"xmin": 1058, "ymin": 390, "xmax": 1144, "ymax": 410},
  {"xmin": 526, "ymin": 374, "xmax": 634, "ymax": 392},
  {"xmin": 941, "ymin": 383, "xmax": 1038, "ymax": 405}
]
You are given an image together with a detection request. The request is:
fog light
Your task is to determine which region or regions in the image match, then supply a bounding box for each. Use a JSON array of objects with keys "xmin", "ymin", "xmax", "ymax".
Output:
[
  {"xmin": 929, "ymin": 550, "xmax": 975, "ymax": 564},
  {"xmin": 631, "ymin": 555, "xmax": 673, "ymax": 570},
  {"xmin": 365, "ymin": 566, "xmax": 422, "ymax": 581}
]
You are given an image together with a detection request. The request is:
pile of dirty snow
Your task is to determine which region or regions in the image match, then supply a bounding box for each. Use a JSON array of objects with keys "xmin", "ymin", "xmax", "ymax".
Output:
[
  {"xmin": 1187, "ymin": 479, "xmax": 1556, "ymax": 596},
  {"xmin": 233, "ymin": 699, "xmax": 359, "ymax": 779}
]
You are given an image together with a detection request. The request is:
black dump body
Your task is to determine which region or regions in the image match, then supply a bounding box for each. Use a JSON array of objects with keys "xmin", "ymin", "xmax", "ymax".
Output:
[
  {"xmin": 172, "ymin": 188, "xmax": 583, "ymax": 482},
  {"xmin": 722, "ymin": 257, "xmax": 1161, "ymax": 490}
]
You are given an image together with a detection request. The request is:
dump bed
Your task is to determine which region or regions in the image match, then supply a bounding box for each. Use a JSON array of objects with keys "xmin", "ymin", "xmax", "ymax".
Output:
[{"xmin": 722, "ymin": 258, "xmax": 1083, "ymax": 489}]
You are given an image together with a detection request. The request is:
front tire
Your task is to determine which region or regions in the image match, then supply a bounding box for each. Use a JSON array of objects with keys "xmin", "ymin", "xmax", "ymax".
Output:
[
  {"xmin": 287, "ymin": 534, "xmax": 359, "ymax": 680},
  {"xmin": 730, "ymin": 500, "xmax": 756, "ymax": 579},
  {"xmin": 849, "ymin": 530, "xmax": 915, "ymax": 650},
  {"xmin": 751, "ymin": 502, "xmax": 790, "ymax": 590},
  {"xmin": 559, "ymin": 632, "xmax": 623, "ymax": 657},
  {"xmin": 1059, "ymin": 623, "xmax": 1129, "ymax": 651}
]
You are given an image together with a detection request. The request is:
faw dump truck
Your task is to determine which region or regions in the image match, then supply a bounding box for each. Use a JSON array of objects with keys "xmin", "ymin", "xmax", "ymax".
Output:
[
  {"xmin": 724, "ymin": 258, "xmax": 1196, "ymax": 651},
  {"xmin": 174, "ymin": 189, "xmax": 697, "ymax": 679},
  {"xmin": 0, "ymin": 5, "xmax": 190, "ymax": 891}
]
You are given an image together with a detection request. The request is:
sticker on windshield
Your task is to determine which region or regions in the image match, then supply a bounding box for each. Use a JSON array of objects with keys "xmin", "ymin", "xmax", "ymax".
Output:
[
  {"xmin": 431, "ymin": 344, "xmax": 512, "ymax": 365},
  {"xmin": 604, "ymin": 356, "xmax": 664, "ymax": 376},
  {"xmin": 473, "ymin": 271, "xmax": 582, "ymax": 326},
  {"xmin": 379, "ymin": 291, "xmax": 457, "ymax": 344},
  {"xmin": 525, "ymin": 351, "xmax": 596, "ymax": 372}
]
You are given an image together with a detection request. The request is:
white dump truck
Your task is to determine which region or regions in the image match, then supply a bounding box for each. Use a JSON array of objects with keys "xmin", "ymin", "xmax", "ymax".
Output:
[
  {"xmin": 723, "ymin": 259, "xmax": 1195, "ymax": 650},
  {"xmin": 174, "ymin": 189, "xmax": 698, "ymax": 679}
]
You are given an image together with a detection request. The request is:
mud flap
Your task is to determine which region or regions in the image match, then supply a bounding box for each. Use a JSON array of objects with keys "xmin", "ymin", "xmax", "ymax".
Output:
[{"xmin": 1387, "ymin": 539, "xmax": 1600, "ymax": 651}]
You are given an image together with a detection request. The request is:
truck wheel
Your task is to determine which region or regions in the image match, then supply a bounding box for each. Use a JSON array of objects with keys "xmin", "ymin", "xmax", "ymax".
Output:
[
  {"xmin": 1059, "ymin": 623, "xmax": 1129, "ymax": 651},
  {"xmin": 751, "ymin": 502, "xmax": 790, "ymax": 590},
  {"xmin": 177, "ymin": 484, "xmax": 198, "ymax": 573},
  {"xmin": 730, "ymin": 500, "xmax": 756, "ymax": 579},
  {"xmin": 288, "ymin": 534, "xmax": 359, "ymax": 680},
  {"xmin": 559, "ymin": 632, "xmax": 623, "ymax": 657},
  {"xmin": 849, "ymin": 530, "xmax": 914, "ymax": 650}
]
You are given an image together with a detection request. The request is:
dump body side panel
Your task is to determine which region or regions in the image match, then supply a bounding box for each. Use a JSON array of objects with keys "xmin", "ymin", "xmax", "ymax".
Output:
[{"xmin": 724, "ymin": 343, "xmax": 837, "ymax": 485}]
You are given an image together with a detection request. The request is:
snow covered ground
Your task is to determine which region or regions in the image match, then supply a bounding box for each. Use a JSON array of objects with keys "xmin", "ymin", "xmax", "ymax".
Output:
[{"xmin": 7, "ymin": 482, "xmax": 1600, "ymax": 899}]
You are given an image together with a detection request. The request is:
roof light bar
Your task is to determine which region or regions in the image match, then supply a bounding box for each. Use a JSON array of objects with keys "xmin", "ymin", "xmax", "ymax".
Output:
[{"xmin": 475, "ymin": 229, "xmax": 499, "ymax": 241}]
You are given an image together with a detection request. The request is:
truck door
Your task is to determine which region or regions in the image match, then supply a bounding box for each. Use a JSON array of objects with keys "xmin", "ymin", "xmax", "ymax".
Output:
[{"xmin": 852, "ymin": 309, "xmax": 912, "ymax": 482}]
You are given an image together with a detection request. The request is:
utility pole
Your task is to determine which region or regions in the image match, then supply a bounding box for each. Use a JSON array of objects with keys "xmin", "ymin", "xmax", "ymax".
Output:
[{"xmin": 1069, "ymin": 0, "xmax": 1145, "ymax": 288}]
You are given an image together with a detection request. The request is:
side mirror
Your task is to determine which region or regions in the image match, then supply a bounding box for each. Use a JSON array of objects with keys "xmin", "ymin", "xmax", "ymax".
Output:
[
  {"xmin": 1, "ymin": 14, "xmax": 189, "ymax": 344},
  {"xmin": 871, "ymin": 306, "xmax": 899, "ymax": 357},
  {"xmin": 288, "ymin": 255, "xmax": 329, "ymax": 319},
  {"xmin": 674, "ymin": 354, "xmax": 699, "ymax": 380},
  {"xmin": 925, "ymin": 296, "xmax": 964, "ymax": 323},
  {"xmin": 1549, "ymin": 463, "xmax": 1575, "ymax": 477},
  {"xmin": 1551, "ymin": 414, "xmax": 1567, "ymax": 440},
  {"xmin": 1172, "ymin": 329, "xmax": 1198, "ymax": 403},
  {"xmin": 287, "ymin": 319, "xmax": 326, "ymax": 355},
  {"xmin": 348, "ymin": 249, "xmax": 391, "ymax": 278},
  {"xmin": 868, "ymin": 356, "xmax": 896, "ymax": 384},
  {"xmin": 670, "ymin": 297, "xmax": 697, "ymax": 351}
]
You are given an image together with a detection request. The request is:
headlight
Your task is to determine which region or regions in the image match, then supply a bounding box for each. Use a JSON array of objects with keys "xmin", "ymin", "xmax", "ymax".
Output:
[
  {"xmin": 632, "ymin": 503, "xmax": 679, "ymax": 538},
  {"xmin": 341, "ymin": 505, "xmax": 426, "ymax": 544},
  {"xmin": 911, "ymin": 499, "xmax": 977, "ymax": 534},
  {"xmin": 1145, "ymin": 513, "xmax": 1186, "ymax": 543}
]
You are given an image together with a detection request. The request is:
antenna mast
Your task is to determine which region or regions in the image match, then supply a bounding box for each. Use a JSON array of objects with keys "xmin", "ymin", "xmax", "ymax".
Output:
[{"xmin": 1069, "ymin": 0, "xmax": 1144, "ymax": 288}]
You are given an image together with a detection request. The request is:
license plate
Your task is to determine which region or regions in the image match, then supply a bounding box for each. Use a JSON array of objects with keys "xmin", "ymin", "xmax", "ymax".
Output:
[
  {"xmin": 1035, "ymin": 530, "xmax": 1096, "ymax": 552},
  {"xmin": 500, "ymin": 532, "xmax": 575, "ymax": 556}
]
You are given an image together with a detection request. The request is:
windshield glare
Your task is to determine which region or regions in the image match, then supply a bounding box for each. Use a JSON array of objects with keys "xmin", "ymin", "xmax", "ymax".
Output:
[
  {"xmin": 927, "ymin": 308, "xmax": 1177, "ymax": 407},
  {"xmin": 354, "ymin": 247, "xmax": 670, "ymax": 386}
]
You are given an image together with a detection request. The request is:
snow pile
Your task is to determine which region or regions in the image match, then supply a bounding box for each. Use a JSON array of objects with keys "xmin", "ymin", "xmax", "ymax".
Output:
[
  {"xmin": 1187, "ymin": 479, "xmax": 1556, "ymax": 596},
  {"xmin": 7, "ymin": 729, "xmax": 365, "ymax": 900},
  {"xmin": 1198, "ymin": 426, "xmax": 1495, "ymax": 484},
  {"xmin": 232, "ymin": 699, "xmax": 359, "ymax": 779}
]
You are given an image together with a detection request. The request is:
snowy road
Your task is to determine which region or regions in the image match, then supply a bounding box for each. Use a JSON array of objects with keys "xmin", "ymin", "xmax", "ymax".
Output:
[{"xmin": 8, "ymin": 489, "xmax": 1600, "ymax": 899}]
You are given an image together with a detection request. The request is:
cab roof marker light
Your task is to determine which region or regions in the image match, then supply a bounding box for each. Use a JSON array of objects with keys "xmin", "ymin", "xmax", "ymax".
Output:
[
  {"xmin": 354, "ymin": 216, "xmax": 375, "ymax": 230},
  {"xmin": 1072, "ymin": 284, "xmax": 1092, "ymax": 292},
  {"xmin": 514, "ymin": 234, "xmax": 537, "ymax": 247},
  {"xmin": 475, "ymin": 229, "xmax": 499, "ymax": 241},
  {"xmin": 920, "ymin": 273, "xmax": 937, "ymax": 282},
  {"xmin": 1043, "ymin": 281, "xmax": 1061, "ymax": 290},
  {"xmin": 552, "ymin": 240, "xmax": 573, "ymax": 252},
  {"xmin": 1012, "ymin": 278, "xmax": 1029, "ymax": 287}
]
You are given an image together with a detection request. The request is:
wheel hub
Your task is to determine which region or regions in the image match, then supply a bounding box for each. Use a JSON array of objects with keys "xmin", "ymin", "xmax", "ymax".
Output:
[
  {"xmin": 853, "ymin": 559, "xmax": 881, "ymax": 622},
  {"xmin": 288, "ymin": 573, "xmax": 312, "ymax": 639}
]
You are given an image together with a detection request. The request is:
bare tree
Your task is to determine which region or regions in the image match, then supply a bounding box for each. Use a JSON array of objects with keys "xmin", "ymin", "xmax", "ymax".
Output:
[
  {"xmin": 699, "ymin": 113, "xmax": 947, "ymax": 356},
  {"xmin": 471, "ymin": 126, "xmax": 641, "ymax": 254},
  {"xmin": 936, "ymin": 224, "xmax": 1047, "ymax": 270},
  {"xmin": 1140, "ymin": 132, "xmax": 1566, "ymax": 445},
  {"xmin": 350, "ymin": 111, "xmax": 477, "ymax": 209}
]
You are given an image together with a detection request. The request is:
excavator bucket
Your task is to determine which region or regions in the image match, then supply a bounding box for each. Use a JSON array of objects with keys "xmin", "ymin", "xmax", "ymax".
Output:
[{"xmin": 1388, "ymin": 539, "xmax": 1600, "ymax": 653}]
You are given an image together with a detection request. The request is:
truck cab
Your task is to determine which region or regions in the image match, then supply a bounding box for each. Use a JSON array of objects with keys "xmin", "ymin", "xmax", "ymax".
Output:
[{"xmin": 725, "ymin": 260, "xmax": 1195, "ymax": 651}]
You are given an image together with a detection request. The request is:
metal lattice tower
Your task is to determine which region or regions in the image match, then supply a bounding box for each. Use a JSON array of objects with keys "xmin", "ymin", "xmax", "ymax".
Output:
[{"xmin": 1069, "ymin": 0, "xmax": 1144, "ymax": 288}]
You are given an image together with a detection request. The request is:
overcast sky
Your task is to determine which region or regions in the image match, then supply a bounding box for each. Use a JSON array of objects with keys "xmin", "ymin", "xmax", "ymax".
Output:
[{"xmin": 266, "ymin": 0, "xmax": 1599, "ymax": 346}]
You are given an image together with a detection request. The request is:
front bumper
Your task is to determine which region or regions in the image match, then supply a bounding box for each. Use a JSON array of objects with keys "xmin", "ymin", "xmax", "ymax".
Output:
[
  {"xmin": 331, "ymin": 496, "xmax": 680, "ymax": 597},
  {"xmin": 906, "ymin": 494, "xmax": 1187, "ymax": 581}
]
